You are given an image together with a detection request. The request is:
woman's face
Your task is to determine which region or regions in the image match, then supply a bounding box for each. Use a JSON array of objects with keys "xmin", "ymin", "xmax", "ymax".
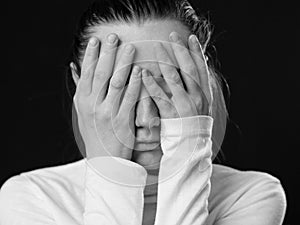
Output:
[{"xmin": 75, "ymin": 19, "xmax": 191, "ymax": 172}]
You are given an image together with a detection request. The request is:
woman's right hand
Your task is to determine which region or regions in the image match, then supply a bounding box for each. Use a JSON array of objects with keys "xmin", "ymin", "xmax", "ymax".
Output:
[{"xmin": 72, "ymin": 34, "xmax": 142, "ymax": 161}]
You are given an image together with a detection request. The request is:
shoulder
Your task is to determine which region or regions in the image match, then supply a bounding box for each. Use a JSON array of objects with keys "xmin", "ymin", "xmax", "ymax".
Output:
[
  {"xmin": 0, "ymin": 172, "xmax": 54, "ymax": 223},
  {"xmin": 208, "ymin": 164, "xmax": 287, "ymax": 225},
  {"xmin": 0, "ymin": 159, "xmax": 86, "ymax": 223},
  {"xmin": 0, "ymin": 159, "xmax": 86, "ymax": 195},
  {"xmin": 211, "ymin": 163, "xmax": 282, "ymax": 187}
]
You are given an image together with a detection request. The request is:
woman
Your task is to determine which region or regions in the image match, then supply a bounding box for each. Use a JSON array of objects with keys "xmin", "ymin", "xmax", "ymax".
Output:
[{"xmin": 0, "ymin": 0, "xmax": 287, "ymax": 224}]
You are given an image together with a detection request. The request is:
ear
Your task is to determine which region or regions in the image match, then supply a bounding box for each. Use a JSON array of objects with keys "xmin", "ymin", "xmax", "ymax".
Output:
[{"xmin": 70, "ymin": 62, "xmax": 79, "ymax": 86}]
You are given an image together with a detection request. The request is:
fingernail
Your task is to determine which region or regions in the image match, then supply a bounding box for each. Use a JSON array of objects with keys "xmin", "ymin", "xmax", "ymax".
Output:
[
  {"xmin": 89, "ymin": 37, "xmax": 98, "ymax": 46},
  {"xmin": 190, "ymin": 35, "xmax": 198, "ymax": 44},
  {"xmin": 125, "ymin": 44, "xmax": 134, "ymax": 54},
  {"xmin": 70, "ymin": 62, "xmax": 76, "ymax": 71},
  {"xmin": 133, "ymin": 65, "xmax": 141, "ymax": 75},
  {"xmin": 142, "ymin": 69, "xmax": 148, "ymax": 77},
  {"xmin": 169, "ymin": 32, "xmax": 180, "ymax": 42},
  {"xmin": 107, "ymin": 33, "xmax": 117, "ymax": 44}
]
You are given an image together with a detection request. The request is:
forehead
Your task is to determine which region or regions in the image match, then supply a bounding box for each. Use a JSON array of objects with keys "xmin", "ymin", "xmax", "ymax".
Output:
[{"xmin": 92, "ymin": 19, "xmax": 191, "ymax": 76}]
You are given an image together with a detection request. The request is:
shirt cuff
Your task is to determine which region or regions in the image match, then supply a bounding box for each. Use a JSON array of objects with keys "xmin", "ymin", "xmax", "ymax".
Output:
[
  {"xmin": 84, "ymin": 157, "xmax": 148, "ymax": 225},
  {"xmin": 85, "ymin": 156, "xmax": 147, "ymax": 187},
  {"xmin": 160, "ymin": 115, "xmax": 213, "ymax": 137},
  {"xmin": 159, "ymin": 115, "xmax": 213, "ymax": 179},
  {"xmin": 155, "ymin": 115, "xmax": 214, "ymax": 225}
]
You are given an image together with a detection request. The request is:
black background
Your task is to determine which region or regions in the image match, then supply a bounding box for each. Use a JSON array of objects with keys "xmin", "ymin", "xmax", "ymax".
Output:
[{"xmin": 2, "ymin": 0, "xmax": 299, "ymax": 224}]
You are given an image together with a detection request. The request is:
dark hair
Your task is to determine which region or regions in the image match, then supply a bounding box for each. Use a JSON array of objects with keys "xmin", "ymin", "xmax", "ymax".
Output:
[{"xmin": 62, "ymin": 0, "xmax": 230, "ymax": 163}]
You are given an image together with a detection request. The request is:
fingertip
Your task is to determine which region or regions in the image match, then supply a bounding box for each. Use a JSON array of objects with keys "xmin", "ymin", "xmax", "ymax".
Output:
[
  {"xmin": 141, "ymin": 70, "xmax": 155, "ymax": 87},
  {"xmin": 189, "ymin": 34, "xmax": 198, "ymax": 44},
  {"xmin": 141, "ymin": 69, "xmax": 149, "ymax": 77},
  {"xmin": 106, "ymin": 33, "xmax": 118, "ymax": 45},
  {"xmin": 187, "ymin": 35, "xmax": 198, "ymax": 51},
  {"xmin": 70, "ymin": 62, "xmax": 75, "ymax": 73},
  {"xmin": 169, "ymin": 31, "xmax": 179, "ymax": 42},
  {"xmin": 125, "ymin": 44, "xmax": 135, "ymax": 55},
  {"xmin": 132, "ymin": 65, "xmax": 141, "ymax": 76},
  {"xmin": 89, "ymin": 37, "xmax": 99, "ymax": 47}
]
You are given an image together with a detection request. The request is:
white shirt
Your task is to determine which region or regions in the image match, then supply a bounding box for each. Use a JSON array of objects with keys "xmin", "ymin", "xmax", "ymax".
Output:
[{"xmin": 0, "ymin": 116, "xmax": 287, "ymax": 225}]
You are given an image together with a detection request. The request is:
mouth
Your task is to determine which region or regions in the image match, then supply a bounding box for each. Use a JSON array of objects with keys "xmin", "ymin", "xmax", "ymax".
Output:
[
  {"xmin": 131, "ymin": 144, "xmax": 162, "ymax": 170},
  {"xmin": 134, "ymin": 142, "xmax": 161, "ymax": 151}
]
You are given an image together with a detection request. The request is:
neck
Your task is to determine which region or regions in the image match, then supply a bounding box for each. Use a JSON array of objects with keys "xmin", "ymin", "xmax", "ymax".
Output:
[
  {"xmin": 144, "ymin": 172, "xmax": 158, "ymax": 202},
  {"xmin": 144, "ymin": 194, "xmax": 157, "ymax": 204}
]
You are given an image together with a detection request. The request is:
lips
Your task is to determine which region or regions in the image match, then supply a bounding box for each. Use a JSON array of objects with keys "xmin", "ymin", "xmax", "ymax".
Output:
[
  {"xmin": 134, "ymin": 142, "xmax": 161, "ymax": 151},
  {"xmin": 131, "ymin": 147, "xmax": 162, "ymax": 169}
]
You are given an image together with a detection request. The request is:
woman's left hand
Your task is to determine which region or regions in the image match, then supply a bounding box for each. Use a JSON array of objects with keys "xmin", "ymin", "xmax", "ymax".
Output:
[{"xmin": 141, "ymin": 31, "xmax": 213, "ymax": 119}]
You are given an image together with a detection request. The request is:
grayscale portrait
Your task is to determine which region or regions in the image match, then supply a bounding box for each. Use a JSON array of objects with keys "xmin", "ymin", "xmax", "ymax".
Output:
[{"xmin": 2, "ymin": 0, "xmax": 295, "ymax": 224}]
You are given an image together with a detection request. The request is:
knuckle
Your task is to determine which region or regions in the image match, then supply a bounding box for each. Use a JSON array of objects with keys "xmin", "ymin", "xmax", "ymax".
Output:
[
  {"xmin": 101, "ymin": 103, "xmax": 112, "ymax": 118},
  {"xmin": 124, "ymin": 91, "xmax": 137, "ymax": 103},
  {"xmin": 86, "ymin": 48, "xmax": 96, "ymax": 57},
  {"xmin": 81, "ymin": 68, "xmax": 88, "ymax": 77},
  {"xmin": 85, "ymin": 50, "xmax": 93, "ymax": 58},
  {"xmin": 198, "ymin": 60, "xmax": 208, "ymax": 71},
  {"xmin": 73, "ymin": 94, "xmax": 79, "ymax": 103},
  {"xmin": 119, "ymin": 55, "xmax": 132, "ymax": 67},
  {"xmin": 81, "ymin": 67, "xmax": 92, "ymax": 77},
  {"xmin": 94, "ymin": 69, "xmax": 106, "ymax": 79},
  {"xmin": 194, "ymin": 95, "xmax": 210, "ymax": 114},
  {"xmin": 153, "ymin": 89, "xmax": 166, "ymax": 100},
  {"xmin": 116, "ymin": 114, "xmax": 127, "ymax": 125},
  {"xmin": 164, "ymin": 65, "xmax": 174, "ymax": 74},
  {"xmin": 185, "ymin": 65, "xmax": 198, "ymax": 76},
  {"xmin": 110, "ymin": 77, "xmax": 124, "ymax": 89},
  {"xmin": 103, "ymin": 44, "xmax": 116, "ymax": 53},
  {"xmin": 169, "ymin": 108, "xmax": 179, "ymax": 118},
  {"xmin": 169, "ymin": 72, "xmax": 182, "ymax": 85},
  {"xmin": 102, "ymin": 109, "xmax": 111, "ymax": 120},
  {"xmin": 115, "ymin": 117, "xmax": 128, "ymax": 130},
  {"xmin": 143, "ymin": 75, "xmax": 154, "ymax": 85},
  {"xmin": 155, "ymin": 95, "xmax": 171, "ymax": 106},
  {"xmin": 184, "ymin": 104, "xmax": 195, "ymax": 115},
  {"xmin": 195, "ymin": 97, "xmax": 203, "ymax": 109},
  {"xmin": 85, "ymin": 58, "xmax": 97, "ymax": 70},
  {"xmin": 74, "ymin": 95, "xmax": 95, "ymax": 114},
  {"xmin": 74, "ymin": 94, "xmax": 85, "ymax": 106},
  {"xmin": 164, "ymin": 103, "xmax": 178, "ymax": 118}
]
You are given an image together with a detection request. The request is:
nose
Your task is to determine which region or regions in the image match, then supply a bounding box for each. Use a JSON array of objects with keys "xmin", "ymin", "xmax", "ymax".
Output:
[
  {"xmin": 135, "ymin": 87, "xmax": 160, "ymax": 128},
  {"xmin": 135, "ymin": 86, "xmax": 161, "ymax": 140}
]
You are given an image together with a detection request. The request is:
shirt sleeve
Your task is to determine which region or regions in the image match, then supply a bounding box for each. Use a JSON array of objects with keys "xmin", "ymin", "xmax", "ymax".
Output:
[
  {"xmin": 213, "ymin": 176, "xmax": 287, "ymax": 225},
  {"xmin": 154, "ymin": 115, "xmax": 214, "ymax": 225},
  {"xmin": 0, "ymin": 175, "xmax": 56, "ymax": 225},
  {"xmin": 83, "ymin": 156, "xmax": 148, "ymax": 225},
  {"xmin": 83, "ymin": 115, "xmax": 214, "ymax": 225}
]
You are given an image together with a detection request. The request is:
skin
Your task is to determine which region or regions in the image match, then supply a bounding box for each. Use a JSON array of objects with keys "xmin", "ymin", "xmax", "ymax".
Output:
[{"xmin": 70, "ymin": 20, "xmax": 212, "ymax": 220}]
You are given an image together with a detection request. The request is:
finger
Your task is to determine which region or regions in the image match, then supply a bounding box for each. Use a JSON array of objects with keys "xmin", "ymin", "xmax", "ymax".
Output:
[
  {"xmin": 118, "ymin": 65, "xmax": 142, "ymax": 116},
  {"xmin": 78, "ymin": 37, "xmax": 99, "ymax": 96},
  {"xmin": 188, "ymin": 34, "xmax": 213, "ymax": 105},
  {"xmin": 92, "ymin": 33, "xmax": 119, "ymax": 102},
  {"xmin": 169, "ymin": 32, "xmax": 201, "ymax": 96},
  {"xmin": 153, "ymin": 42, "xmax": 185, "ymax": 99},
  {"xmin": 70, "ymin": 62, "xmax": 79, "ymax": 86},
  {"xmin": 141, "ymin": 69, "xmax": 176, "ymax": 118},
  {"xmin": 105, "ymin": 44, "xmax": 136, "ymax": 111}
]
